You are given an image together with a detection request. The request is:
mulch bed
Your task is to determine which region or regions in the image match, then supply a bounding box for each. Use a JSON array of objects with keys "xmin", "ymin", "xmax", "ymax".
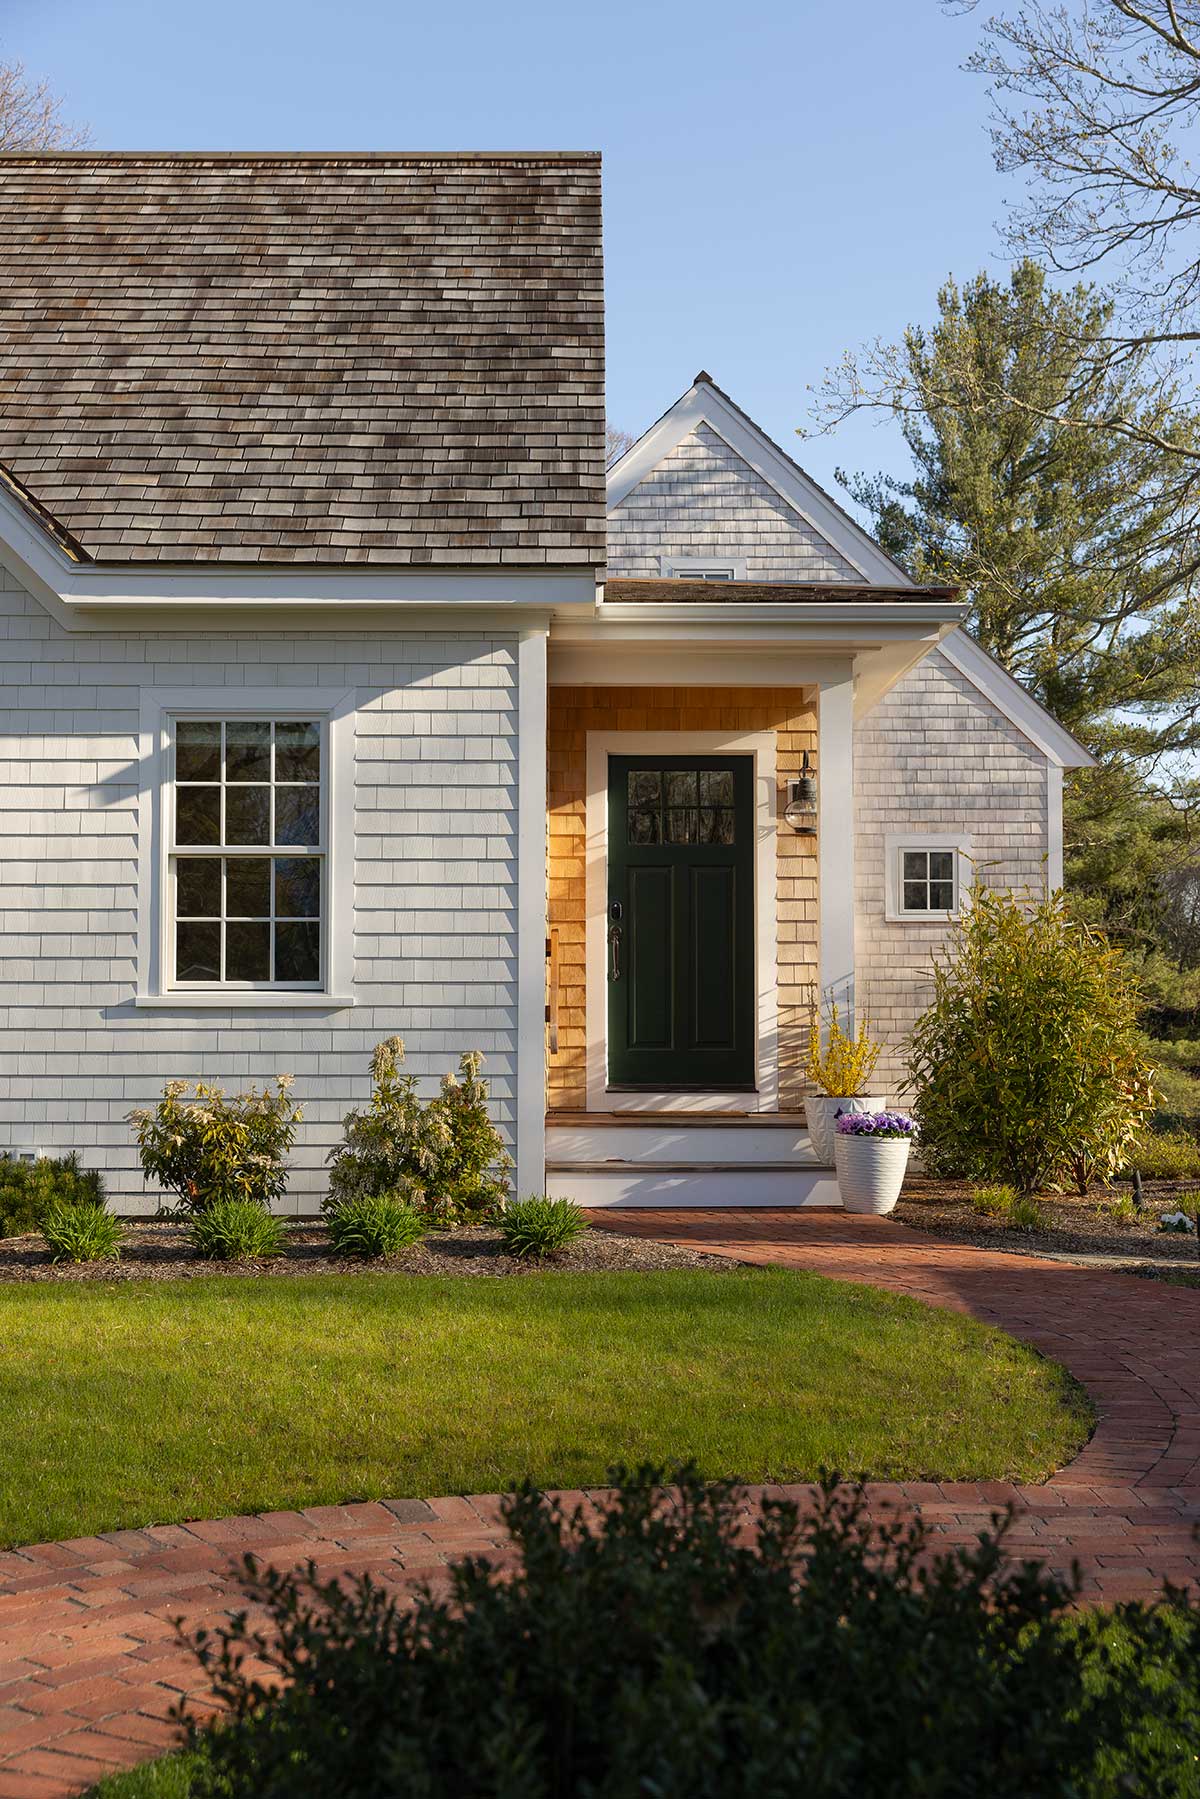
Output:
[
  {"xmin": 0, "ymin": 1219, "xmax": 734, "ymax": 1284},
  {"xmin": 896, "ymin": 1175, "xmax": 1200, "ymax": 1275}
]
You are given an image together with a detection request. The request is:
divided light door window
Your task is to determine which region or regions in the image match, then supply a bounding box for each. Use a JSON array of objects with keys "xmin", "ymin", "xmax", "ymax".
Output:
[{"xmin": 169, "ymin": 718, "xmax": 324, "ymax": 988}]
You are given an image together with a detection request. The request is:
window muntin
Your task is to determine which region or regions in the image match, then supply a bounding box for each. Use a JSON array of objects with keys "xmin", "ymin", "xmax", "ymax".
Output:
[
  {"xmin": 900, "ymin": 847, "xmax": 957, "ymax": 914},
  {"xmin": 626, "ymin": 767, "xmax": 736, "ymax": 845},
  {"xmin": 170, "ymin": 719, "xmax": 323, "ymax": 987}
]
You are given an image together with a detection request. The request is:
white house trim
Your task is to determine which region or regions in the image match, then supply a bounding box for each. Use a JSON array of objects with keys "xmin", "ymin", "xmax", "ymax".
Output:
[
  {"xmin": 516, "ymin": 629, "xmax": 549, "ymax": 1194},
  {"xmin": 607, "ymin": 376, "xmax": 914, "ymax": 588},
  {"xmin": 134, "ymin": 686, "xmax": 356, "ymax": 1010},
  {"xmin": 1047, "ymin": 764, "xmax": 1065, "ymax": 891},
  {"xmin": 584, "ymin": 730, "xmax": 779, "ymax": 1114},
  {"xmin": 936, "ymin": 630, "xmax": 1095, "ymax": 769},
  {"xmin": 818, "ymin": 675, "xmax": 855, "ymax": 1013}
]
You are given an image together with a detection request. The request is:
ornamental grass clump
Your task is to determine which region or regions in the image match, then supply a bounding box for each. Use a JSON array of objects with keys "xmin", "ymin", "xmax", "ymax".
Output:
[
  {"xmin": 499, "ymin": 1196, "xmax": 590, "ymax": 1259},
  {"xmin": 189, "ymin": 1199, "xmax": 287, "ymax": 1262},
  {"xmin": 40, "ymin": 1200, "xmax": 124, "ymax": 1265},
  {"xmin": 0, "ymin": 1152, "xmax": 105, "ymax": 1238},
  {"xmin": 131, "ymin": 1077, "xmax": 301, "ymax": 1215},
  {"xmin": 971, "ymin": 1183, "xmax": 1017, "ymax": 1217},
  {"xmin": 326, "ymin": 1194, "xmax": 427, "ymax": 1260},
  {"xmin": 804, "ymin": 1003, "xmax": 882, "ymax": 1096},
  {"xmin": 906, "ymin": 887, "xmax": 1156, "ymax": 1196}
]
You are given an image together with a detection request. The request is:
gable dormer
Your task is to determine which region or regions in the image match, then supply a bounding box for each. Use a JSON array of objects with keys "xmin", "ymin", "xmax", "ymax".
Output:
[{"xmin": 607, "ymin": 372, "xmax": 912, "ymax": 588}]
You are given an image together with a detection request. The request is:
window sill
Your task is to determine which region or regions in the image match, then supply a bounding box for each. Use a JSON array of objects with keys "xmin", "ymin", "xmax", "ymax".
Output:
[
  {"xmin": 883, "ymin": 911, "xmax": 961, "ymax": 926},
  {"xmin": 133, "ymin": 992, "xmax": 356, "ymax": 1011}
]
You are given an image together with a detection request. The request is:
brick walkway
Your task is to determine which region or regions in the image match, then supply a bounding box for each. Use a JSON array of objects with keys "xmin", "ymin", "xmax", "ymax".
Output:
[{"xmin": 1, "ymin": 1210, "xmax": 1198, "ymax": 1798}]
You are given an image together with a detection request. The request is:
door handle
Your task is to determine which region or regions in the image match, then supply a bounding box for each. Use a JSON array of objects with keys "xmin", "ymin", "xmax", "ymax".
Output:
[{"xmin": 608, "ymin": 924, "xmax": 622, "ymax": 982}]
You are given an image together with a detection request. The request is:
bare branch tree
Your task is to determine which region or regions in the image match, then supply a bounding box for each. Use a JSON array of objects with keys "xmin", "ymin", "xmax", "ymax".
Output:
[
  {"xmin": 0, "ymin": 59, "xmax": 90, "ymax": 153},
  {"xmin": 606, "ymin": 426, "xmax": 635, "ymax": 469}
]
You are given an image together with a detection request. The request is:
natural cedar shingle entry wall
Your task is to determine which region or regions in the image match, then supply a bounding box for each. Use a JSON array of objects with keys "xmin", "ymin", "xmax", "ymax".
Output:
[
  {"xmin": 0, "ymin": 153, "xmax": 605, "ymax": 566},
  {"xmin": 546, "ymin": 686, "xmax": 818, "ymax": 1112}
]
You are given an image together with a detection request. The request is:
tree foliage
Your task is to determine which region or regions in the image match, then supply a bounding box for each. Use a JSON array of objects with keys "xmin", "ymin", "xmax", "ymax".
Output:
[
  {"xmin": 0, "ymin": 59, "xmax": 89, "ymax": 152},
  {"xmin": 907, "ymin": 886, "xmax": 1156, "ymax": 1194}
]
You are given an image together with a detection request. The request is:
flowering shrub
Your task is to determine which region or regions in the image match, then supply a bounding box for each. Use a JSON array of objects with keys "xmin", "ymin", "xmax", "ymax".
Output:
[
  {"xmin": 805, "ymin": 1003, "xmax": 882, "ymax": 1097},
  {"xmin": 836, "ymin": 1111, "xmax": 916, "ymax": 1139},
  {"xmin": 130, "ymin": 1077, "xmax": 301, "ymax": 1215}
]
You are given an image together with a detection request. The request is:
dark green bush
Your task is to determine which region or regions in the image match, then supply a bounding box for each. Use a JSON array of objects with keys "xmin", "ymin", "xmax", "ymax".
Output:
[
  {"xmin": 326, "ymin": 1193, "xmax": 426, "ymax": 1259},
  {"xmin": 499, "ymin": 1194, "xmax": 589, "ymax": 1259},
  {"xmin": 41, "ymin": 1200, "xmax": 124, "ymax": 1264},
  {"xmin": 176, "ymin": 1469, "xmax": 1200, "ymax": 1798},
  {"xmin": 0, "ymin": 1152, "xmax": 105, "ymax": 1238},
  {"xmin": 188, "ymin": 1199, "xmax": 287, "ymax": 1262}
]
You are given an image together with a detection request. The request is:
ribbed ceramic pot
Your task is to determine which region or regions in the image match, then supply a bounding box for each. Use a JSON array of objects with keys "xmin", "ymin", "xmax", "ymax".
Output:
[
  {"xmin": 805, "ymin": 1095, "xmax": 887, "ymax": 1167},
  {"xmin": 833, "ymin": 1134, "xmax": 911, "ymax": 1215}
]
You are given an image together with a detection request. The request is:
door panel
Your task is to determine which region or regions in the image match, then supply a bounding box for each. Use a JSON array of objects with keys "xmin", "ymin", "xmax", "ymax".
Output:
[{"xmin": 608, "ymin": 754, "xmax": 755, "ymax": 1089}]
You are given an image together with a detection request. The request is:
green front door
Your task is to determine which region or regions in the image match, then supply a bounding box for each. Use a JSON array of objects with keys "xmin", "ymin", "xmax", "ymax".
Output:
[{"xmin": 607, "ymin": 755, "xmax": 756, "ymax": 1089}]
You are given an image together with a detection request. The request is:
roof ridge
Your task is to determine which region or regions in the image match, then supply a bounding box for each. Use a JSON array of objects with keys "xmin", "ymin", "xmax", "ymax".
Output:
[{"xmin": 0, "ymin": 150, "xmax": 601, "ymax": 165}]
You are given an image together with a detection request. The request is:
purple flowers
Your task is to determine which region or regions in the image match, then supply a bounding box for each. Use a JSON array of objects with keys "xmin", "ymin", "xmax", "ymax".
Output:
[{"xmin": 836, "ymin": 1111, "xmax": 917, "ymax": 1140}]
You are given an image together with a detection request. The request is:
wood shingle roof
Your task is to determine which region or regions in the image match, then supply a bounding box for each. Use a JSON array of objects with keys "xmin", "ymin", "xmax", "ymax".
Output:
[{"xmin": 0, "ymin": 152, "xmax": 605, "ymax": 567}]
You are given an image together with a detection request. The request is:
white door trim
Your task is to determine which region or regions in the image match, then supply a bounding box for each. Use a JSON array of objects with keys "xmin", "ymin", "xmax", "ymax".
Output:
[{"xmin": 584, "ymin": 730, "xmax": 779, "ymax": 1113}]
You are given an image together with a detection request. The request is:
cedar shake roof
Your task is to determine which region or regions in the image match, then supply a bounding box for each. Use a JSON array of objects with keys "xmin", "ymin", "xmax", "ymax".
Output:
[
  {"xmin": 0, "ymin": 152, "xmax": 605, "ymax": 567},
  {"xmin": 604, "ymin": 579, "xmax": 960, "ymax": 604}
]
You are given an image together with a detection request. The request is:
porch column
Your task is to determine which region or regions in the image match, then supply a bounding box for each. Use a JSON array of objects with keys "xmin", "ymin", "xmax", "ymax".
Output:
[
  {"xmin": 516, "ymin": 626, "xmax": 549, "ymax": 1196},
  {"xmin": 818, "ymin": 670, "xmax": 856, "ymax": 1014}
]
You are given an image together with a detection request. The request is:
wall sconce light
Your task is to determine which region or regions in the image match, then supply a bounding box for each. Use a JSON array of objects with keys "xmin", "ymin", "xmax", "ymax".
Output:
[{"xmin": 784, "ymin": 751, "xmax": 818, "ymax": 835}]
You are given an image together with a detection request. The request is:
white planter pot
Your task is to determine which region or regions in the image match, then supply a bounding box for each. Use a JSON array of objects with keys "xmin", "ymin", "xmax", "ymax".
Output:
[
  {"xmin": 805, "ymin": 1094, "xmax": 887, "ymax": 1167},
  {"xmin": 834, "ymin": 1134, "xmax": 911, "ymax": 1215}
]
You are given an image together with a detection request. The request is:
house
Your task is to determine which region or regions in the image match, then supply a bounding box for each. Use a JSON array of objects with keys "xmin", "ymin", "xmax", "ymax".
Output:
[{"xmin": 0, "ymin": 151, "xmax": 1092, "ymax": 1212}]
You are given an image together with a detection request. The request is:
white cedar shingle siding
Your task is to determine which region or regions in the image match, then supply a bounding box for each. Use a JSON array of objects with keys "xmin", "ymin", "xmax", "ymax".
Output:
[
  {"xmin": 0, "ymin": 574, "xmax": 520, "ymax": 1213},
  {"xmin": 608, "ymin": 423, "xmax": 862, "ymax": 581},
  {"xmin": 854, "ymin": 651, "xmax": 1050, "ymax": 1096}
]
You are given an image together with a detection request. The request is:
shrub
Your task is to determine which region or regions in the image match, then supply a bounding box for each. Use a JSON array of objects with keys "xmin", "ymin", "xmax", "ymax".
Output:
[
  {"xmin": 971, "ymin": 1183, "xmax": 1016, "ymax": 1216},
  {"xmin": 131, "ymin": 1078, "xmax": 301, "ymax": 1215},
  {"xmin": 189, "ymin": 1199, "xmax": 287, "ymax": 1262},
  {"xmin": 0, "ymin": 1152, "xmax": 104, "ymax": 1238},
  {"xmin": 326, "ymin": 1039, "xmax": 511, "ymax": 1224},
  {"xmin": 1121, "ymin": 1129, "xmax": 1200, "ymax": 1179},
  {"xmin": 499, "ymin": 1195, "xmax": 589, "ymax": 1259},
  {"xmin": 176, "ymin": 1468, "xmax": 1200, "ymax": 1799},
  {"xmin": 906, "ymin": 887, "xmax": 1156, "ymax": 1195},
  {"xmin": 804, "ymin": 1002, "xmax": 882, "ymax": 1097},
  {"xmin": 40, "ymin": 1200, "xmax": 124, "ymax": 1264},
  {"xmin": 326, "ymin": 1194, "xmax": 427, "ymax": 1259}
]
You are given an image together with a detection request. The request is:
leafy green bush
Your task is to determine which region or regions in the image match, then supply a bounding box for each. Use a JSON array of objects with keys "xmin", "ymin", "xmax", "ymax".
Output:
[
  {"xmin": 188, "ymin": 1199, "xmax": 287, "ymax": 1262},
  {"xmin": 907, "ymin": 887, "xmax": 1156, "ymax": 1195},
  {"xmin": 131, "ymin": 1077, "xmax": 302, "ymax": 1215},
  {"xmin": 499, "ymin": 1195, "xmax": 589, "ymax": 1259},
  {"xmin": 970, "ymin": 1183, "xmax": 1016, "ymax": 1216},
  {"xmin": 40, "ymin": 1200, "xmax": 124, "ymax": 1264},
  {"xmin": 1122, "ymin": 1130, "xmax": 1200, "ymax": 1179},
  {"xmin": 0, "ymin": 1153, "xmax": 105, "ymax": 1238},
  {"xmin": 326, "ymin": 1193, "xmax": 427, "ymax": 1259},
  {"xmin": 326, "ymin": 1038, "xmax": 511, "ymax": 1224},
  {"xmin": 173, "ymin": 1468, "xmax": 1200, "ymax": 1799}
]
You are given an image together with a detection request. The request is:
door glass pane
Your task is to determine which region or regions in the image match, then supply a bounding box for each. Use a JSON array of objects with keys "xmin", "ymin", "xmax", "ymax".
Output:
[
  {"xmin": 699, "ymin": 808, "xmax": 736, "ymax": 844},
  {"xmin": 177, "ymin": 920, "xmax": 220, "ymax": 982},
  {"xmin": 176, "ymin": 721, "xmax": 221, "ymax": 782},
  {"xmin": 665, "ymin": 770, "xmax": 697, "ymax": 808},
  {"xmin": 699, "ymin": 769, "xmax": 734, "ymax": 806},
  {"xmin": 275, "ymin": 921, "xmax": 321, "ymax": 983},
  {"xmin": 225, "ymin": 720, "xmax": 271, "ymax": 781},
  {"xmin": 226, "ymin": 857, "xmax": 271, "ymax": 918},
  {"xmin": 627, "ymin": 770, "xmax": 660, "ymax": 807},
  {"xmin": 275, "ymin": 721, "xmax": 321, "ymax": 782},
  {"xmin": 225, "ymin": 784, "xmax": 271, "ymax": 845},
  {"xmin": 628, "ymin": 808, "xmax": 661, "ymax": 845},
  {"xmin": 275, "ymin": 786, "xmax": 321, "ymax": 847},
  {"xmin": 175, "ymin": 857, "xmax": 220, "ymax": 917},
  {"xmin": 226, "ymin": 920, "xmax": 271, "ymax": 982},
  {"xmin": 275, "ymin": 857, "xmax": 321, "ymax": 918},
  {"xmin": 666, "ymin": 807, "xmax": 697, "ymax": 845},
  {"xmin": 176, "ymin": 785, "xmax": 221, "ymax": 845}
]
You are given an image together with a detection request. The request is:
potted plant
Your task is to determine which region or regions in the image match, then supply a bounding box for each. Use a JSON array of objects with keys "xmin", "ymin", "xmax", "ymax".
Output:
[
  {"xmin": 834, "ymin": 1111, "xmax": 916, "ymax": 1215},
  {"xmin": 803, "ymin": 1004, "xmax": 886, "ymax": 1166}
]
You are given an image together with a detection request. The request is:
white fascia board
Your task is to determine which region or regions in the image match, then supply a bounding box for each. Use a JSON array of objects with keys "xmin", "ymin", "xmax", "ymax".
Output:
[
  {"xmin": 0, "ymin": 486, "xmax": 600, "ymax": 627},
  {"xmin": 936, "ymin": 629, "xmax": 1096, "ymax": 769},
  {"xmin": 595, "ymin": 601, "xmax": 964, "ymax": 629},
  {"xmin": 606, "ymin": 379, "xmax": 914, "ymax": 588}
]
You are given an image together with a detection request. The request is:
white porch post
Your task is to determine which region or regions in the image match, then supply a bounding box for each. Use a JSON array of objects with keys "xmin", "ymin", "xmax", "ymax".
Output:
[
  {"xmin": 516, "ymin": 627, "xmax": 549, "ymax": 1196},
  {"xmin": 818, "ymin": 669, "xmax": 856, "ymax": 1016}
]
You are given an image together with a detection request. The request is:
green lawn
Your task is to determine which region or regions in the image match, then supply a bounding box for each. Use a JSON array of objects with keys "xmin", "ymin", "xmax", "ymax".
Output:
[{"xmin": 0, "ymin": 1268, "xmax": 1091, "ymax": 1546}]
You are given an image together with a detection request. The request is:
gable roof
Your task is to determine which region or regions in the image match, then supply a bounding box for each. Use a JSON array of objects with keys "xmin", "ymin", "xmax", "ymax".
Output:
[
  {"xmin": 606, "ymin": 371, "xmax": 913, "ymax": 587},
  {"xmin": 0, "ymin": 152, "xmax": 604, "ymax": 568}
]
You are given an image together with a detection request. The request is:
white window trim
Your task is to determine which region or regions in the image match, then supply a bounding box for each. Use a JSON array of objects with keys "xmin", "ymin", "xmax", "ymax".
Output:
[
  {"xmin": 134, "ymin": 687, "xmax": 356, "ymax": 1009},
  {"xmin": 659, "ymin": 555, "xmax": 748, "ymax": 581},
  {"xmin": 884, "ymin": 832, "xmax": 973, "ymax": 925}
]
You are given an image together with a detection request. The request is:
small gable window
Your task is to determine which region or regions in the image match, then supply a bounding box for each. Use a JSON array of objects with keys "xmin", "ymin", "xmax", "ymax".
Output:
[
  {"xmin": 884, "ymin": 834, "xmax": 971, "ymax": 923},
  {"xmin": 660, "ymin": 556, "xmax": 748, "ymax": 581}
]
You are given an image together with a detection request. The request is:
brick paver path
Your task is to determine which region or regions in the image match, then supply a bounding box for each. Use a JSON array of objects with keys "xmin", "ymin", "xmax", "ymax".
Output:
[{"xmin": 1, "ymin": 1209, "xmax": 1198, "ymax": 1797}]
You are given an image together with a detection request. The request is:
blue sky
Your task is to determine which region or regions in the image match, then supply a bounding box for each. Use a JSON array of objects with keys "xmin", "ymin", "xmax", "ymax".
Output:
[{"xmin": 4, "ymin": 0, "xmax": 1013, "ymax": 506}]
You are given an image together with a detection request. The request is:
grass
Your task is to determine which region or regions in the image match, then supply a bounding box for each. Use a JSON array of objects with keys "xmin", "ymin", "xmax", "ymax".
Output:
[{"xmin": 0, "ymin": 1269, "xmax": 1092, "ymax": 1548}]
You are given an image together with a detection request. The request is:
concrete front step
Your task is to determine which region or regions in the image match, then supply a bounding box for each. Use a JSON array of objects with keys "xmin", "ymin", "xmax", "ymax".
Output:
[
  {"xmin": 545, "ymin": 1165, "xmax": 841, "ymax": 1207},
  {"xmin": 544, "ymin": 1112, "xmax": 835, "ymax": 1207}
]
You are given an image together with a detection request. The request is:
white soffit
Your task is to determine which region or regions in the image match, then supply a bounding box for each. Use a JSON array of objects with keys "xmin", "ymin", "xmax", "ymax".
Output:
[{"xmin": 606, "ymin": 376, "xmax": 915, "ymax": 590}]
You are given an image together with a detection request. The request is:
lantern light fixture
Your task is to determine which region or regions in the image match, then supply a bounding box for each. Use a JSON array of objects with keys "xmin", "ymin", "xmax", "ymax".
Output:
[{"xmin": 784, "ymin": 751, "xmax": 818, "ymax": 835}]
